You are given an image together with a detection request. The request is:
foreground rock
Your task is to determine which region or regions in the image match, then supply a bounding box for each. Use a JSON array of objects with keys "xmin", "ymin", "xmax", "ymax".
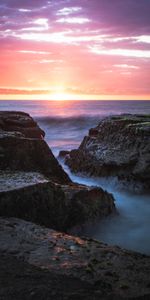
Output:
[
  {"xmin": 0, "ymin": 252, "xmax": 101, "ymax": 300},
  {"xmin": 63, "ymin": 114, "xmax": 150, "ymax": 193},
  {"xmin": 0, "ymin": 217, "xmax": 150, "ymax": 299},
  {"xmin": 0, "ymin": 111, "xmax": 115, "ymax": 230},
  {"xmin": 0, "ymin": 171, "xmax": 115, "ymax": 231}
]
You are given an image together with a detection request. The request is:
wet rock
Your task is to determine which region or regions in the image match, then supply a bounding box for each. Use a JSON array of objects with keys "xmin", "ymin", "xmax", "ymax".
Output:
[
  {"xmin": 62, "ymin": 184, "xmax": 116, "ymax": 229},
  {"xmin": 64, "ymin": 114, "xmax": 150, "ymax": 193}
]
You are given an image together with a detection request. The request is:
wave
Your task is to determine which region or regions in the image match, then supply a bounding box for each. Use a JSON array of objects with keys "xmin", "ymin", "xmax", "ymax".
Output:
[
  {"xmin": 36, "ymin": 115, "xmax": 102, "ymax": 156},
  {"xmin": 36, "ymin": 115, "xmax": 102, "ymax": 131}
]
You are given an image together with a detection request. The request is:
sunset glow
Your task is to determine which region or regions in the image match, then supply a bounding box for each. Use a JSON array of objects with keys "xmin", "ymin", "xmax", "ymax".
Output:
[{"xmin": 0, "ymin": 0, "xmax": 150, "ymax": 100}]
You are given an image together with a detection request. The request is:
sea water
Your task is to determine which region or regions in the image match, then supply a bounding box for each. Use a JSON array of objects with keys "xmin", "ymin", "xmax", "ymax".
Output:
[{"xmin": 0, "ymin": 100, "xmax": 150, "ymax": 254}]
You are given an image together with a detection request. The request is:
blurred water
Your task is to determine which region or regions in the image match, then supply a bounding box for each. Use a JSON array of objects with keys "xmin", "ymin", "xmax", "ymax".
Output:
[{"xmin": 62, "ymin": 163, "xmax": 150, "ymax": 255}]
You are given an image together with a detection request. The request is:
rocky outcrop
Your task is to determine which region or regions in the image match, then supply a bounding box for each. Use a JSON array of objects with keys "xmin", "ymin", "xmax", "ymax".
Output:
[
  {"xmin": 63, "ymin": 114, "xmax": 150, "ymax": 193},
  {"xmin": 0, "ymin": 111, "xmax": 116, "ymax": 231},
  {"xmin": 0, "ymin": 111, "xmax": 70, "ymax": 184},
  {"xmin": 0, "ymin": 217, "xmax": 150, "ymax": 299}
]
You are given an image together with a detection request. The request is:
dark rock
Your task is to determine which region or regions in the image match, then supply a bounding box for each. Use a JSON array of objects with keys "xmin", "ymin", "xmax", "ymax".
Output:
[
  {"xmin": 0, "ymin": 111, "xmax": 45, "ymax": 138},
  {"xmin": 0, "ymin": 251, "xmax": 103, "ymax": 300},
  {"xmin": 0, "ymin": 173, "xmax": 115, "ymax": 231},
  {"xmin": 59, "ymin": 150, "xmax": 70, "ymax": 159},
  {"xmin": 0, "ymin": 180, "xmax": 69, "ymax": 231},
  {"xmin": 0, "ymin": 111, "xmax": 70, "ymax": 184},
  {"xmin": 62, "ymin": 184, "xmax": 116, "ymax": 229},
  {"xmin": 65, "ymin": 114, "xmax": 150, "ymax": 193},
  {"xmin": 0, "ymin": 217, "xmax": 150, "ymax": 299},
  {"xmin": 89, "ymin": 128, "xmax": 99, "ymax": 137}
]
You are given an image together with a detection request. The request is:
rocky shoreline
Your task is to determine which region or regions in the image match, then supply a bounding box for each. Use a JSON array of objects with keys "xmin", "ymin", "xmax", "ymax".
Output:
[
  {"xmin": 0, "ymin": 111, "xmax": 150, "ymax": 299},
  {"xmin": 61, "ymin": 114, "xmax": 150, "ymax": 193},
  {"xmin": 0, "ymin": 111, "xmax": 115, "ymax": 231}
]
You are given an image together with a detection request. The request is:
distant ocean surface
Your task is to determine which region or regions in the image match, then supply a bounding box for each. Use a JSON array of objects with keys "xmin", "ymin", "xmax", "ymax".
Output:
[
  {"xmin": 1, "ymin": 100, "xmax": 150, "ymax": 254},
  {"xmin": 1, "ymin": 100, "xmax": 150, "ymax": 156}
]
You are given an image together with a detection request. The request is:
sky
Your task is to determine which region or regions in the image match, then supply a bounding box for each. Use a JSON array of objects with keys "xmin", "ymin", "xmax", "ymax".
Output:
[{"xmin": 0, "ymin": 0, "xmax": 150, "ymax": 100}]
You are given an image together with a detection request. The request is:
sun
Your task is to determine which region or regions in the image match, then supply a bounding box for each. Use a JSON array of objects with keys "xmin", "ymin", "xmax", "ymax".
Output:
[{"xmin": 51, "ymin": 92, "xmax": 71, "ymax": 101}]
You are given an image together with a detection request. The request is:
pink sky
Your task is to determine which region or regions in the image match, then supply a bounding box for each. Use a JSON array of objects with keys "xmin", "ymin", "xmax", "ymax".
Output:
[{"xmin": 0, "ymin": 0, "xmax": 150, "ymax": 100}]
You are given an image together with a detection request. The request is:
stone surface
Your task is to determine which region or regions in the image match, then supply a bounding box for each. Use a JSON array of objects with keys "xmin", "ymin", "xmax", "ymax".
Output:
[
  {"xmin": 0, "ymin": 251, "xmax": 102, "ymax": 300},
  {"xmin": 64, "ymin": 114, "xmax": 150, "ymax": 193},
  {"xmin": 0, "ymin": 217, "xmax": 150, "ymax": 299}
]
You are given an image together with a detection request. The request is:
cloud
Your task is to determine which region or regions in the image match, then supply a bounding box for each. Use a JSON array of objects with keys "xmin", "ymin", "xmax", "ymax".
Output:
[
  {"xmin": 56, "ymin": 17, "xmax": 90, "ymax": 24},
  {"xmin": 0, "ymin": 88, "xmax": 50, "ymax": 95},
  {"xmin": 18, "ymin": 9, "xmax": 31, "ymax": 12},
  {"xmin": 136, "ymin": 35, "xmax": 150, "ymax": 44},
  {"xmin": 18, "ymin": 50, "xmax": 51, "ymax": 55},
  {"xmin": 89, "ymin": 46, "xmax": 150, "ymax": 59},
  {"xmin": 114, "ymin": 64, "xmax": 139, "ymax": 70},
  {"xmin": 33, "ymin": 18, "xmax": 49, "ymax": 27},
  {"xmin": 39, "ymin": 59, "xmax": 63, "ymax": 64},
  {"xmin": 56, "ymin": 7, "xmax": 82, "ymax": 16}
]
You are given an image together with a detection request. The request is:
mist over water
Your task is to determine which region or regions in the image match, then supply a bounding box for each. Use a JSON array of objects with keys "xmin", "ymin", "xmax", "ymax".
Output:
[
  {"xmin": 62, "ymin": 163, "xmax": 150, "ymax": 255},
  {"xmin": 1, "ymin": 100, "xmax": 150, "ymax": 254}
]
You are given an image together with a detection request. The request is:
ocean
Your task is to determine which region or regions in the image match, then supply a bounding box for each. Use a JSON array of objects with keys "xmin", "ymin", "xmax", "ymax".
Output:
[{"xmin": 0, "ymin": 100, "xmax": 150, "ymax": 254}]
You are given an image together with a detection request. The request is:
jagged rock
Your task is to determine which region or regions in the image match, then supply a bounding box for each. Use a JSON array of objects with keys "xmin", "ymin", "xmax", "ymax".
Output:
[
  {"xmin": 0, "ymin": 111, "xmax": 70, "ymax": 184},
  {"xmin": 63, "ymin": 114, "xmax": 150, "ymax": 193},
  {"xmin": 0, "ymin": 111, "xmax": 116, "ymax": 230},
  {"xmin": 0, "ymin": 111, "xmax": 45, "ymax": 138},
  {"xmin": 0, "ymin": 217, "xmax": 150, "ymax": 299}
]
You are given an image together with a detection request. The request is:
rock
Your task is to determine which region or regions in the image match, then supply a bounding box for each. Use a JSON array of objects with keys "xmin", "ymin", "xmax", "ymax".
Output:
[
  {"xmin": 0, "ymin": 175, "xmax": 68, "ymax": 231},
  {"xmin": 0, "ymin": 111, "xmax": 116, "ymax": 230},
  {"xmin": 0, "ymin": 251, "xmax": 104, "ymax": 300},
  {"xmin": 64, "ymin": 114, "xmax": 150, "ymax": 193},
  {"xmin": 0, "ymin": 217, "xmax": 150, "ymax": 299},
  {"xmin": 59, "ymin": 150, "xmax": 70, "ymax": 159},
  {"xmin": 0, "ymin": 111, "xmax": 70, "ymax": 184},
  {"xmin": 0, "ymin": 111, "xmax": 45, "ymax": 138},
  {"xmin": 0, "ymin": 171, "xmax": 115, "ymax": 231},
  {"xmin": 61, "ymin": 184, "xmax": 116, "ymax": 229},
  {"xmin": 89, "ymin": 128, "xmax": 99, "ymax": 137}
]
